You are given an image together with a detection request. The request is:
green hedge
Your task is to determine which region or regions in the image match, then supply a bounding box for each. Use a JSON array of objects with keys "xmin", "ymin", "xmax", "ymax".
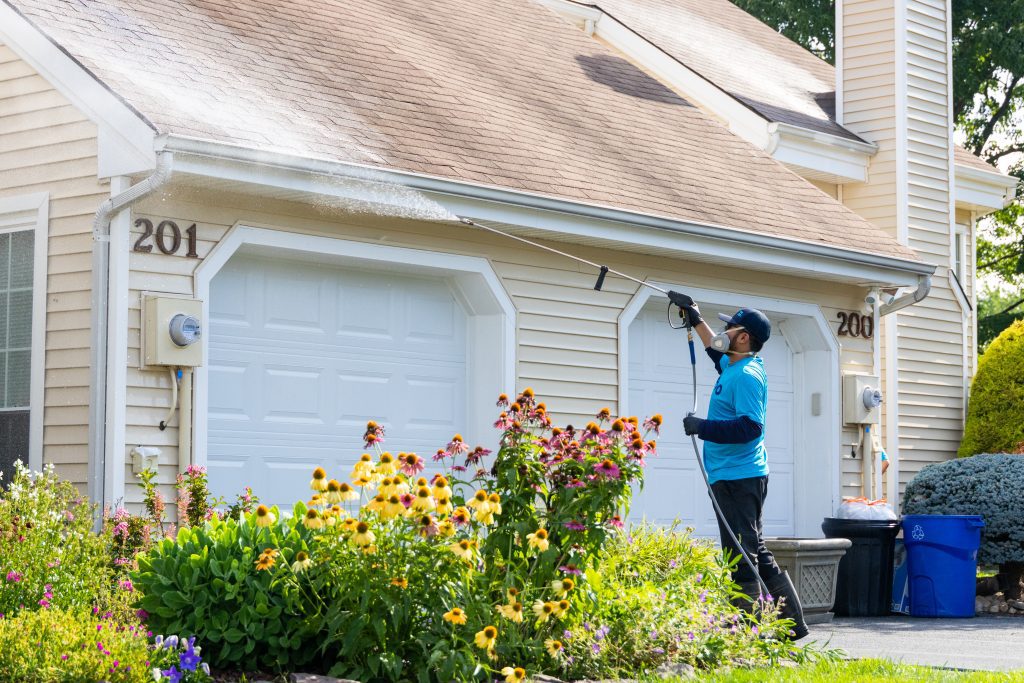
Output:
[{"xmin": 959, "ymin": 320, "xmax": 1024, "ymax": 457}]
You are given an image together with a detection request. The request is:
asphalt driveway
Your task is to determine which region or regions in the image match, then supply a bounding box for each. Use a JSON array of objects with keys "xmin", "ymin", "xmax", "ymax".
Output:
[{"xmin": 807, "ymin": 615, "xmax": 1024, "ymax": 671}]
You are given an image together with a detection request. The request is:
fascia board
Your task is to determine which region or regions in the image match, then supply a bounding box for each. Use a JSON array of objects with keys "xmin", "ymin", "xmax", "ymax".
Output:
[
  {"xmin": 954, "ymin": 163, "xmax": 1019, "ymax": 212},
  {"xmin": 160, "ymin": 134, "xmax": 933, "ymax": 288},
  {"xmin": 0, "ymin": 1, "xmax": 156, "ymax": 177},
  {"xmin": 769, "ymin": 122, "xmax": 875, "ymax": 183}
]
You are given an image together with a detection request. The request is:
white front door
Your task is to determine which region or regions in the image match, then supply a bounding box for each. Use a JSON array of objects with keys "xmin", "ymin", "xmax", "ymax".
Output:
[
  {"xmin": 626, "ymin": 300, "xmax": 796, "ymax": 536},
  {"xmin": 206, "ymin": 254, "xmax": 468, "ymax": 510}
]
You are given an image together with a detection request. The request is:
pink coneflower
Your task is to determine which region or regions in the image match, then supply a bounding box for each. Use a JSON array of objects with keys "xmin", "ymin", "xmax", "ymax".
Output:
[
  {"xmin": 595, "ymin": 459, "xmax": 621, "ymax": 479},
  {"xmin": 496, "ymin": 393, "xmax": 510, "ymax": 408},
  {"xmin": 643, "ymin": 414, "xmax": 663, "ymax": 435},
  {"xmin": 399, "ymin": 493, "xmax": 415, "ymax": 509},
  {"xmin": 607, "ymin": 515, "xmax": 624, "ymax": 529},
  {"xmin": 564, "ymin": 520, "xmax": 586, "ymax": 531},
  {"xmin": 445, "ymin": 434, "xmax": 469, "ymax": 457},
  {"xmin": 559, "ymin": 564, "xmax": 583, "ymax": 576},
  {"xmin": 6, "ymin": 571, "xmax": 21, "ymax": 583},
  {"xmin": 451, "ymin": 464, "xmax": 467, "ymax": 472},
  {"xmin": 493, "ymin": 412, "xmax": 514, "ymax": 429},
  {"xmin": 399, "ymin": 453, "xmax": 425, "ymax": 476},
  {"xmin": 465, "ymin": 446, "xmax": 491, "ymax": 465},
  {"xmin": 566, "ymin": 479, "xmax": 586, "ymax": 489},
  {"xmin": 119, "ymin": 579, "xmax": 134, "ymax": 592}
]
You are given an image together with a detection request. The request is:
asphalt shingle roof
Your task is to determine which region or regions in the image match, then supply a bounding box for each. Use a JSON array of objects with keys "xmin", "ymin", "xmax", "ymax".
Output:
[{"xmin": 6, "ymin": 0, "xmax": 920, "ymax": 261}]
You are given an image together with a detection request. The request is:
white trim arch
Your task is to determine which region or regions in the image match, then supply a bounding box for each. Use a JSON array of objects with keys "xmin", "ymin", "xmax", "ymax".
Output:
[
  {"xmin": 193, "ymin": 225, "xmax": 517, "ymax": 468},
  {"xmin": 618, "ymin": 283, "xmax": 840, "ymax": 537}
]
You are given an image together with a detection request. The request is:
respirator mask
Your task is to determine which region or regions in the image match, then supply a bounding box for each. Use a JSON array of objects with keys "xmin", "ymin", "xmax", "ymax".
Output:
[{"xmin": 710, "ymin": 325, "xmax": 744, "ymax": 353}]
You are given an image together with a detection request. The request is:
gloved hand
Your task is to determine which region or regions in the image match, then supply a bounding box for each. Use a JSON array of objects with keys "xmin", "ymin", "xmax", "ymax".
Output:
[
  {"xmin": 683, "ymin": 415, "xmax": 705, "ymax": 436},
  {"xmin": 668, "ymin": 290, "xmax": 703, "ymax": 328}
]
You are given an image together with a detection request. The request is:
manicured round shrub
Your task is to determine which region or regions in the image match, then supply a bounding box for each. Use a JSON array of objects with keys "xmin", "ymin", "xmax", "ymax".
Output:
[
  {"xmin": 902, "ymin": 454, "xmax": 1024, "ymax": 597},
  {"xmin": 959, "ymin": 319, "xmax": 1024, "ymax": 457}
]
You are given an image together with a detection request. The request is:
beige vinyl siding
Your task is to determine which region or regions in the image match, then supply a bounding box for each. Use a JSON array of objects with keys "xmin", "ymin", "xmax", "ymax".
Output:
[
  {"xmin": 0, "ymin": 43, "xmax": 104, "ymax": 488},
  {"xmin": 122, "ymin": 187, "xmax": 871, "ymax": 507}
]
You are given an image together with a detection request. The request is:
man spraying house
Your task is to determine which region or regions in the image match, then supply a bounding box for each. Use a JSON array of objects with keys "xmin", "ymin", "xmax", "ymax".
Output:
[{"xmin": 678, "ymin": 300, "xmax": 809, "ymax": 640}]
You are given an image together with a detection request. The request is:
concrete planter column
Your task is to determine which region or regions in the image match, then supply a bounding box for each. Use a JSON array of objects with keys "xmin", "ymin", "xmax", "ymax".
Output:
[{"xmin": 764, "ymin": 537, "xmax": 852, "ymax": 624}]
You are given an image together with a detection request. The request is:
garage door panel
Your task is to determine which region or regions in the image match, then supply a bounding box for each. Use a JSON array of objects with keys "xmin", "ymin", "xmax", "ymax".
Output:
[
  {"xmin": 763, "ymin": 465, "xmax": 794, "ymax": 536},
  {"xmin": 208, "ymin": 254, "xmax": 468, "ymax": 510}
]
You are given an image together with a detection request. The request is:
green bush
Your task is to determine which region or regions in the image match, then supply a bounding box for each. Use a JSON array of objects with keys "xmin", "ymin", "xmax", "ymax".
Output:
[
  {"xmin": 0, "ymin": 462, "xmax": 113, "ymax": 618},
  {"xmin": 902, "ymin": 454, "xmax": 1024, "ymax": 566},
  {"xmin": 959, "ymin": 320, "xmax": 1024, "ymax": 456},
  {"xmin": 0, "ymin": 608, "xmax": 151, "ymax": 682}
]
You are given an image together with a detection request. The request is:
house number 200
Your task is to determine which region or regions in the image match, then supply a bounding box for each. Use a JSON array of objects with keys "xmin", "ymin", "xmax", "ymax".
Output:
[
  {"xmin": 133, "ymin": 218, "xmax": 198, "ymax": 257},
  {"xmin": 836, "ymin": 311, "xmax": 874, "ymax": 339}
]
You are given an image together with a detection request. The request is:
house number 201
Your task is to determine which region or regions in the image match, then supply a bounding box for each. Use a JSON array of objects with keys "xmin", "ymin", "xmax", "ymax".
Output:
[
  {"xmin": 837, "ymin": 311, "xmax": 874, "ymax": 339},
  {"xmin": 133, "ymin": 219, "xmax": 198, "ymax": 257}
]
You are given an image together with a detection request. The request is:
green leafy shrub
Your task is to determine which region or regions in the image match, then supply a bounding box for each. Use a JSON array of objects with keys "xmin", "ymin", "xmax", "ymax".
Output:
[
  {"xmin": 0, "ymin": 608, "xmax": 151, "ymax": 682},
  {"xmin": 0, "ymin": 462, "xmax": 112, "ymax": 618},
  {"xmin": 959, "ymin": 319, "xmax": 1024, "ymax": 456},
  {"xmin": 903, "ymin": 454, "xmax": 1024, "ymax": 599}
]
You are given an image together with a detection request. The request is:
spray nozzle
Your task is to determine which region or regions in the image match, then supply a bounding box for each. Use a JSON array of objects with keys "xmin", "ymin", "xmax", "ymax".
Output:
[{"xmin": 459, "ymin": 217, "xmax": 475, "ymax": 226}]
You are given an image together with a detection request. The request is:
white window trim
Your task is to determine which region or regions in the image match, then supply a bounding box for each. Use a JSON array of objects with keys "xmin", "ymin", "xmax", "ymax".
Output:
[
  {"xmin": 191, "ymin": 224, "xmax": 517, "ymax": 469},
  {"xmin": 0, "ymin": 192, "xmax": 48, "ymax": 472},
  {"xmin": 618, "ymin": 283, "xmax": 841, "ymax": 537}
]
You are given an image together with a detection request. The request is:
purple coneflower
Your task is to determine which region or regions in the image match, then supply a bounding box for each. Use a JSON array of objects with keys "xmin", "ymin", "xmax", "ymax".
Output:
[
  {"xmin": 594, "ymin": 459, "xmax": 620, "ymax": 479},
  {"xmin": 563, "ymin": 521, "xmax": 586, "ymax": 531}
]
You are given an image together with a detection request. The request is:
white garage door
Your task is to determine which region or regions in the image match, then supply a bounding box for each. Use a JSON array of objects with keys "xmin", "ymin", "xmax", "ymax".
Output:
[
  {"xmin": 627, "ymin": 300, "xmax": 795, "ymax": 537},
  {"xmin": 206, "ymin": 254, "xmax": 468, "ymax": 510}
]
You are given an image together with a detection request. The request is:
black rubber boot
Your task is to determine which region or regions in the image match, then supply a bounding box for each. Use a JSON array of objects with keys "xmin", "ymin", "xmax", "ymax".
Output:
[
  {"xmin": 730, "ymin": 580, "xmax": 763, "ymax": 613},
  {"xmin": 765, "ymin": 571, "xmax": 809, "ymax": 640}
]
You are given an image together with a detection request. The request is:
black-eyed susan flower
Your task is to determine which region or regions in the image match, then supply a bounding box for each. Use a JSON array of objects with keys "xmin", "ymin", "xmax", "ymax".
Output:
[
  {"xmin": 474, "ymin": 625, "xmax": 498, "ymax": 650},
  {"xmin": 467, "ymin": 489, "xmax": 489, "ymax": 511},
  {"xmin": 554, "ymin": 599, "xmax": 570, "ymax": 618},
  {"xmin": 450, "ymin": 538, "xmax": 477, "ymax": 561},
  {"xmin": 412, "ymin": 486, "xmax": 435, "ymax": 512},
  {"xmin": 526, "ymin": 528, "xmax": 549, "ymax": 552},
  {"xmin": 533, "ymin": 600, "xmax": 555, "ymax": 622},
  {"xmin": 254, "ymin": 504, "xmax": 274, "ymax": 527},
  {"xmin": 496, "ymin": 601, "xmax": 524, "ymax": 623},
  {"xmin": 291, "ymin": 551, "xmax": 312, "ymax": 574},
  {"xmin": 551, "ymin": 578, "xmax": 575, "ymax": 597},
  {"xmin": 351, "ymin": 520, "xmax": 375, "ymax": 547},
  {"xmin": 262, "ymin": 547, "xmax": 279, "ymax": 558},
  {"xmin": 310, "ymin": 467, "xmax": 329, "ymax": 492},
  {"xmin": 544, "ymin": 638, "xmax": 564, "ymax": 658},
  {"xmin": 451, "ymin": 507, "xmax": 471, "ymax": 526},
  {"xmin": 303, "ymin": 508, "xmax": 324, "ymax": 530},
  {"xmin": 325, "ymin": 479, "xmax": 343, "ymax": 504},
  {"xmin": 390, "ymin": 577, "xmax": 408, "ymax": 589},
  {"xmin": 437, "ymin": 519, "xmax": 456, "ymax": 537},
  {"xmin": 501, "ymin": 666, "xmax": 526, "ymax": 683},
  {"xmin": 375, "ymin": 452, "xmax": 397, "ymax": 475},
  {"xmin": 443, "ymin": 607, "xmax": 467, "ymax": 625},
  {"xmin": 255, "ymin": 549, "xmax": 276, "ymax": 571},
  {"xmin": 487, "ymin": 492, "xmax": 502, "ymax": 515}
]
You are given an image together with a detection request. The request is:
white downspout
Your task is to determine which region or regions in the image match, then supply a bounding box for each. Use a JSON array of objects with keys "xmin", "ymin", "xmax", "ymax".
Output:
[
  {"xmin": 88, "ymin": 152, "xmax": 173, "ymax": 514},
  {"xmin": 878, "ymin": 275, "xmax": 931, "ymax": 316}
]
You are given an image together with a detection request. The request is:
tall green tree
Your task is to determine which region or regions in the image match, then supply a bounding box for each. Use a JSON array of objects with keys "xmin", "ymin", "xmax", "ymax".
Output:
[{"xmin": 732, "ymin": 0, "xmax": 1024, "ymax": 346}]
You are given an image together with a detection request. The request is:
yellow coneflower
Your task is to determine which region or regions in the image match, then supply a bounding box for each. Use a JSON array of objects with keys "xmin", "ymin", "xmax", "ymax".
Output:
[
  {"xmin": 474, "ymin": 507, "xmax": 495, "ymax": 525},
  {"xmin": 415, "ymin": 476, "xmax": 429, "ymax": 487},
  {"xmin": 342, "ymin": 517, "xmax": 358, "ymax": 533},
  {"xmin": 507, "ymin": 586, "xmax": 520, "ymax": 603},
  {"xmin": 501, "ymin": 667, "xmax": 527, "ymax": 683},
  {"xmin": 390, "ymin": 577, "xmax": 408, "ymax": 589},
  {"xmin": 337, "ymin": 481, "xmax": 358, "ymax": 501},
  {"xmin": 526, "ymin": 528, "xmax": 549, "ymax": 552},
  {"xmin": 254, "ymin": 504, "xmax": 274, "ymax": 527},
  {"xmin": 553, "ymin": 599, "xmax": 570, "ymax": 618},
  {"xmin": 351, "ymin": 520, "xmax": 375, "ymax": 547},
  {"xmin": 303, "ymin": 508, "xmax": 325, "ymax": 530},
  {"xmin": 544, "ymin": 639, "xmax": 564, "ymax": 658},
  {"xmin": 352, "ymin": 474, "xmax": 375, "ymax": 489},
  {"xmin": 291, "ymin": 551, "xmax": 312, "ymax": 573},
  {"xmin": 474, "ymin": 625, "xmax": 498, "ymax": 650},
  {"xmin": 310, "ymin": 466, "xmax": 329, "ymax": 492},
  {"xmin": 435, "ymin": 496, "xmax": 453, "ymax": 516},
  {"xmin": 375, "ymin": 452, "xmax": 397, "ymax": 475},
  {"xmin": 450, "ymin": 538, "xmax": 477, "ymax": 561},
  {"xmin": 551, "ymin": 577, "xmax": 575, "ymax": 597},
  {"xmin": 467, "ymin": 489, "xmax": 490, "ymax": 511},
  {"xmin": 443, "ymin": 607, "xmax": 468, "ymax": 625},
  {"xmin": 262, "ymin": 547, "xmax": 279, "ymax": 558},
  {"xmin": 361, "ymin": 544, "xmax": 377, "ymax": 555},
  {"xmin": 308, "ymin": 493, "xmax": 323, "ymax": 507},
  {"xmin": 496, "ymin": 601, "xmax": 524, "ymax": 623},
  {"xmin": 437, "ymin": 519, "xmax": 456, "ymax": 537},
  {"xmin": 487, "ymin": 492, "xmax": 502, "ymax": 515},
  {"xmin": 367, "ymin": 494, "xmax": 386, "ymax": 513},
  {"xmin": 379, "ymin": 476, "xmax": 396, "ymax": 497},
  {"xmin": 382, "ymin": 494, "xmax": 406, "ymax": 520},
  {"xmin": 532, "ymin": 600, "xmax": 556, "ymax": 623},
  {"xmin": 411, "ymin": 486, "xmax": 435, "ymax": 512},
  {"xmin": 351, "ymin": 453, "xmax": 374, "ymax": 479},
  {"xmin": 392, "ymin": 475, "xmax": 410, "ymax": 496},
  {"xmin": 451, "ymin": 507, "xmax": 471, "ymax": 526},
  {"xmin": 255, "ymin": 554, "xmax": 275, "ymax": 571},
  {"xmin": 325, "ymin": 479, "xmax": 343, "ymax": 504},
  {"xmin": 432, "ymin": 476, "xmax": 452, "ymax": 499}
]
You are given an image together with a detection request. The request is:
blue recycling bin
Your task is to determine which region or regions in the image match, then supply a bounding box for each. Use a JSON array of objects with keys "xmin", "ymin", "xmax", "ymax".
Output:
[{"xmin": 902, "ymin": 514, "xmax": 985, "ymax": 618}]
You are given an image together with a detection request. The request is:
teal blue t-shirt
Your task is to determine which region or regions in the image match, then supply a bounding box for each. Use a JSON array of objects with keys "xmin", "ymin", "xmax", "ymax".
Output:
[{"xmin": 703, "ymin": 355, "xmax": 769, "ymax": 484}]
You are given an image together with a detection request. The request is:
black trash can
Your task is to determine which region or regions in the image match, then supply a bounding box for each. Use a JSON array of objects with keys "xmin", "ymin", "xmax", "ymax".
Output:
[{"xmin": 822, "ymin": 517, "xmax": 900, "ymax": 616}]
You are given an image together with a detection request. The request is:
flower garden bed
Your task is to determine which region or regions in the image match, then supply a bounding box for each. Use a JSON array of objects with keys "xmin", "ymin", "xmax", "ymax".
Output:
[{"xmin": 1, "ymin": 391, "xmax": 836, "ymax": 682}]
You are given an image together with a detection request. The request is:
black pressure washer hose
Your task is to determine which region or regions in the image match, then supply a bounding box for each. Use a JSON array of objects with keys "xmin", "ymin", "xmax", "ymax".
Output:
[{"xmin": 456, "ymin": 217, "xmax": 770, "ymax": 598}]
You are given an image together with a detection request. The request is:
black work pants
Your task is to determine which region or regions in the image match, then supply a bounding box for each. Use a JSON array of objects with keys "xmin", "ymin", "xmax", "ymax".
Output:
[{"xmin": 709, "ymin": 475, "xmax": 782, "ymax": 584}]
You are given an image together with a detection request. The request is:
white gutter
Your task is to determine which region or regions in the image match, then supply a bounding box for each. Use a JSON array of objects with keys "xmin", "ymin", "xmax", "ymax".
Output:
[
  {"xmin": 157, "ymin": 135, "xmax": 935, "ymax": 280},
  {"xmin": 88, "ymin": 152, "xmax": 173, "ymax": 513},
  {"xmin": 878, "ymin": 275, "xmax": 931, "ymax": 317}
]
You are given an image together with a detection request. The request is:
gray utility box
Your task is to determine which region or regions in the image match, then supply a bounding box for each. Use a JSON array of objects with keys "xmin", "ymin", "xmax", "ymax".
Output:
[{"xmin": 764, "ymin": 538, "xmax": 852, "ymax": 624}]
